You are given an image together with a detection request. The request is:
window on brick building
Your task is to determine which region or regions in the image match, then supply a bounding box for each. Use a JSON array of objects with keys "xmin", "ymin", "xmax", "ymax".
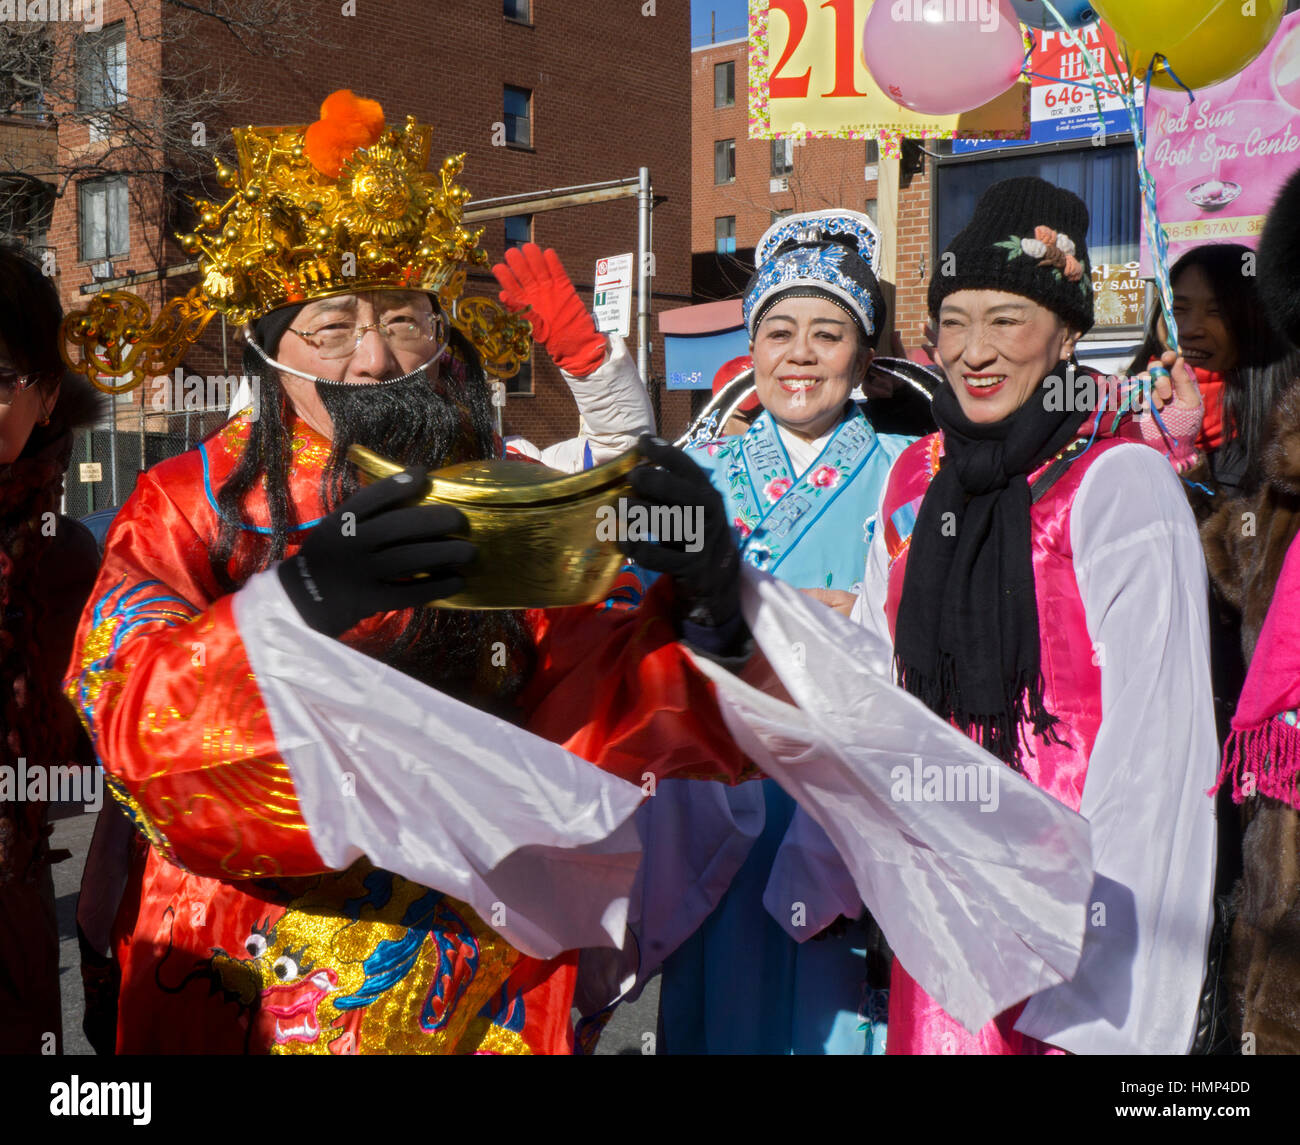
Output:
[
  {"xmin": 771, "ymin": 138, "xmax": 794, "ymax": 177},
  {"xmin": 0, "ymin": 179, "xmax": 54, "ymax": 246},
  {"xmin": 865, "ymin": 198, "xmax": 877, "ymax": 222},
  {"xmin": 935, "ymin": 142, "xmax": 1141, "ymax": 326},
  {"xmin": 504, "ymin": 85, "xmax": 531, "ymax": 147},
  {"xmin": 715, "ymin": 216, "xmax": 736, "ymax": 254},
  {"xmin": 505, "ymin": 354, "xmax": 533, "ymax": 395},
  {"xmin": 714, "ymin": 61, "xmax": 735, "ymax": 108},
  {"xmin": 504, "ymin": 0, "xmax": 530, "ymax": 22},
  {"xmin": 0, "ymin": 29, "xmax": 54, "ymax": 116},
  {"xmin": 504, "ymin": 214, "xmax": 532, "ymax": 250},
  {"xmin": 79, "ymin": 176, "xmax": 128, "ymax": 261},
  {"xmin": 714, "ymin": 139, "xmax": 735, "ymax": 184},
  {"xmin": 76, "ymin": 22, "xmax": 126, "ymax": 112},
  {"xmin": 865, "ymin": 139, "xmax": 879, "ymax": 180},
  {"xmin": 770, "ymin": 208, "xmax": 793, "ymax": 225}
]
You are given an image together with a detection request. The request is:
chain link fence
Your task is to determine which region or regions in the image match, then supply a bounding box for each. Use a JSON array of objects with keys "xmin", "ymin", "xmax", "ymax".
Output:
[{"xmin": 63, "ymin": 406, "xmax": 229, "ymax": 520}]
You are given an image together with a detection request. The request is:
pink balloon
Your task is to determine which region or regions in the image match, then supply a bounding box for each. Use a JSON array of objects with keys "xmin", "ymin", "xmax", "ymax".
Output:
[{"xmin": 863, "ymin": 0, "xmax": 1025, "ymax": 116}]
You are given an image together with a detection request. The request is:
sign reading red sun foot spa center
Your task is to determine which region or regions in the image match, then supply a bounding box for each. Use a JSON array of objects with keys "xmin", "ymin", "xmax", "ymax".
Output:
[{"xmin": 1142, "ymin": 10, "xmax": 1300, "ymax": 274}]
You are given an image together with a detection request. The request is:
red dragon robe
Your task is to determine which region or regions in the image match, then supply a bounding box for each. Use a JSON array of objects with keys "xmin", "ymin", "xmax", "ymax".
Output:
[{"xmin": 65, "ymin": 413, "xmax": 752, "ymax": 1055}]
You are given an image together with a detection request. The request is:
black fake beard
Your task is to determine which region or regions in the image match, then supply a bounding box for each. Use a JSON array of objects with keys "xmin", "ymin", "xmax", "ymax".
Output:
[
  {"xmin": 312, "ymin": 365, "xmax": 534, "ymax": 718},
  {"xmin": 315, "ymin": 364, "xmax": 498, "ymax": 509}
]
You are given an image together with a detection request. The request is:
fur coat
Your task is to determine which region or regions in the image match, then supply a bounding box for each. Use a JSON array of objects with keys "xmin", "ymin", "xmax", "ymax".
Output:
[{"xmin": 1201, "ymin": 375, "xmax": 1300, "ymax": 1053}]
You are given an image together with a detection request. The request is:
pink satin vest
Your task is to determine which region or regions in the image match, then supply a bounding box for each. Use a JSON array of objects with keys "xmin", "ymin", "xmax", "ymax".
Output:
[{"xmin": 879, "ymin": 429, "xmax": 1128, "ymax": 1055}]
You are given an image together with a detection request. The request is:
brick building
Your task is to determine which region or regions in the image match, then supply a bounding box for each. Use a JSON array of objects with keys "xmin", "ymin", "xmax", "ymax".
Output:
[
  {"xmin": 687, "ymin": 29, "xmax": 1176, "ymax": 374},
  {"xmin": 1, "ymin": 0, "xmax": 694, "ymax": 511},
  {"xmin": 689, "ymin": 34, "xmax": 936, "ymax": 351}
]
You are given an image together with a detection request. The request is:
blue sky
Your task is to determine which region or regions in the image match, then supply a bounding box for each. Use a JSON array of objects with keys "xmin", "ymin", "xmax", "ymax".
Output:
[{"xmin": 691, "ymin": 0, "xmax": 749, "ymax": 43}]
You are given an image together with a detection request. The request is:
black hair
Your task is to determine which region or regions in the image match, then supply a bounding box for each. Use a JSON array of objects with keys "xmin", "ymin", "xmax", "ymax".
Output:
[
  {"xmin": 1127, "ymin": 243, "xmax": 1300, "ymax": 491},
  {"xmin": 0, "ymin": 240, "xmax": 64, "ymax": 394}
]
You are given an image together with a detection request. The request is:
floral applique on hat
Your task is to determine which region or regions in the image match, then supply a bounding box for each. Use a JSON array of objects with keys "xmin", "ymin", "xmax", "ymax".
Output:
[{"xmin": 994, "ymin": 225, "xmax": 1085, "ymax": 284}]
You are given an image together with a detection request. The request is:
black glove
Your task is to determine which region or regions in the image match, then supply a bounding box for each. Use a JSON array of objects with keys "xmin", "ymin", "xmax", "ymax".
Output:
[
  {"xmin": 621, "ymin": 435, "xmax": 742, "ymax": 631},
  {"xmin": 277, "ymin": 467, "xmax": 474, "ymax": 637}
]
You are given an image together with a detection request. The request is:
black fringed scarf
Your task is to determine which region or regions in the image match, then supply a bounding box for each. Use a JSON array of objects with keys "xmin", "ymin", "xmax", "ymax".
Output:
[{"xmin": 893, "ymin": 373, "xmax": 1093, "ymax": 769}]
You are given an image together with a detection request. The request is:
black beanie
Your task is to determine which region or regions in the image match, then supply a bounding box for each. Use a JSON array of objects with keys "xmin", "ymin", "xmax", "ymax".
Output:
[
  {"xmin": 252, "ymin": 302, "xmax": 306, "ymax": 356},
  {"xmin": 1258, "ymin": 168, "xmax": 1300, "ymax": 349},
  {"xmin": 928, "ymin": 176, "xmax": 1094, "ymax": 335}
]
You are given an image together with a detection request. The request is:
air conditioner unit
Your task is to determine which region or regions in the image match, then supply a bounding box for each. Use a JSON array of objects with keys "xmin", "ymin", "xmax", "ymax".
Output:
[
  {"xmin": 770, "ymin": 175, "xmax": 789, "ymax": 193},
  {"xmin": 91, "ymin": 260, "xmax": 114, "ymax": 281}
]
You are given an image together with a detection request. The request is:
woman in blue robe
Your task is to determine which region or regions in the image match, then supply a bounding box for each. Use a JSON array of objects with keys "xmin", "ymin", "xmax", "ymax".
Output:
[{"xmin": 647, "ymin": 210, "xmax": 915, "ymax": 1054}]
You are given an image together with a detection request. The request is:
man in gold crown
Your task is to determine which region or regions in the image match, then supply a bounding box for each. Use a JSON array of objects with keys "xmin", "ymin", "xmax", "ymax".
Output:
[{"xmin": 61, "ymin": 91, "xmax": 758, "ymax": 1055}]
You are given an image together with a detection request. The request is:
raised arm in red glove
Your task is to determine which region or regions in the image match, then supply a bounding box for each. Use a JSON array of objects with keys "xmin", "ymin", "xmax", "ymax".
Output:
[{"xmin": 491, "ymin": 242, "xmax": 608, "ymax": 377}]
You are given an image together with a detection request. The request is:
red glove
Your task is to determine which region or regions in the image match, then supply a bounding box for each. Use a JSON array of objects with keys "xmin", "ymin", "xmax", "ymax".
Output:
[{"xmin": 491, "ymin": 243, "xmax": 607, "ymax": 377}]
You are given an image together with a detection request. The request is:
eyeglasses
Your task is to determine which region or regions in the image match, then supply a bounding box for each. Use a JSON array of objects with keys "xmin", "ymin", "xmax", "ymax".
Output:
[
  {"xmin": 289, "ymin": 314, "xmax": 439, "ymax": 360},
  {"xmin": 0, "ymin": 368, "xmax": 37, "ymax": 406}
]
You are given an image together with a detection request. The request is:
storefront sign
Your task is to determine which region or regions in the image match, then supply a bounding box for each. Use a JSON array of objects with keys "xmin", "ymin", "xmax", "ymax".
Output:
[
  {"xmin": 955, "ymin": 20, "xmax": 1144, "ymax": 153},
  {"xmin": 1141, "ymin": 11, "xmax": 1300, "ymax": 274},
  {"xmin": 1091, "ymin": 260, "xmax": 1144, "ymax": 328}
]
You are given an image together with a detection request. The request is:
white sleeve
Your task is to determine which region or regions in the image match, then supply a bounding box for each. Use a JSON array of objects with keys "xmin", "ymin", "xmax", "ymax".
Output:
[
  {"xmin": 1015, "ymin": 443, "xmax": 1218, "ymax": 1055},
  {"xmin": 554, "ymin": 334, "xmax": 655, "ymax": 468},
  {"xmin": 850, "ymin": 478, "xmax": 895, "ymax": 655}
]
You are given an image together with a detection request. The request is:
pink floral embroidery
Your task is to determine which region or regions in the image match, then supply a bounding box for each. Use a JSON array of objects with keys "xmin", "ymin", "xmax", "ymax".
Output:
[
  {"xmin": 764, "ymin": 477, "xmax": 792, "ymax": 502},
  {"xmin": 706, "ymin": 443, "xmax": 722, "ymax": 456},
  {"xmin": 810, "ymin": 464, "xmax": 840, "ymax": 489},
  {"xmin": 733, "ymin": 516, "xmax": 753, "ymax": 538}
]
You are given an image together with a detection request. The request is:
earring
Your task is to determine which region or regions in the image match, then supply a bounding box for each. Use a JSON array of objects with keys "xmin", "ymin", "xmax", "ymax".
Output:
[{"xmin": 1065, "ymin": 359, "xmax": 1076, "ymax": 390}]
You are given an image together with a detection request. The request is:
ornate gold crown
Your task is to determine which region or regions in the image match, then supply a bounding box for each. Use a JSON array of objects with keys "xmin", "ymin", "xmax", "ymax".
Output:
[{"xmin": 61, "ymin": 92, "xmax": 532, "ymax": 392}]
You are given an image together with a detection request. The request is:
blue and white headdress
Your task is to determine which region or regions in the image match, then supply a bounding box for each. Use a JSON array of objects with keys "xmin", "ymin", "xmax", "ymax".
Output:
[{"xmin": 743, "ymin": 209, "xmax": 883, "ymax": 343}]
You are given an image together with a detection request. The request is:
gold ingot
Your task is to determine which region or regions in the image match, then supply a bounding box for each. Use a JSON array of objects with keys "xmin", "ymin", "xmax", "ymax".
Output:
[{"xmin": 348, "ymin": 444, "xmax": 639, "ymax": 609}]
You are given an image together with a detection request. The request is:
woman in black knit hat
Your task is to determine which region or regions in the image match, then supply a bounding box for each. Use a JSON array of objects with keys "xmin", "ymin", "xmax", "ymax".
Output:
[{"xmin": 851, "ymin": 176, "xmax": 1218, "ymax": 1054}]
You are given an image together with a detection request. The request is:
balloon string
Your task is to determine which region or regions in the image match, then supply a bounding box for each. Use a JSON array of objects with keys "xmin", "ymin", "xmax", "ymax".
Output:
[
  {"xmin": 1139, "ymin": 54, "xmax": 1181, "ymax": 354},
  {"xmin": 1150, "ymin": 51, "xmax": 1197, "ymax": 102},
  {"xmin": 1037, "ymin": 0, "xmax": 1182, "ymax": 355}
]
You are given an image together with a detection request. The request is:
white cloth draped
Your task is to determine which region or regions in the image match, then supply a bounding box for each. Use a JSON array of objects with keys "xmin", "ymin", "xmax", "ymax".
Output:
[
  {"xmin": 235, "ymin": 546, "xmax": 1115, "ymax": 1034},
  {"xmin": 693, "ymin": 570, "xmax": 1095, "ymax": 1034},
  {"xmin": 234, "ymin": 569, "xmax": 647, "ymax": 961}
]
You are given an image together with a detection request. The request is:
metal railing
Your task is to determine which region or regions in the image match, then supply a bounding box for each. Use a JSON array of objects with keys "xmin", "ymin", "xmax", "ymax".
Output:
[{"xmin": 691, "ymin": 25, "xmax": 748, "ymax": 48}]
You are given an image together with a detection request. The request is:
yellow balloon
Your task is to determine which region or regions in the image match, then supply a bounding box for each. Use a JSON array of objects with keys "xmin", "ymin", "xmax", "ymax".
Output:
[
  {"xmin": 1130, "ymin": 0, "xmax": 1285, "ymax": 91},
  {"xmin": 1092, "ymin": 0, "xmax": 1219, "ymax": 49},
  {"xmin": 1095, "ymin": 0, "xmax": 1286, "ymax": 91}
]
